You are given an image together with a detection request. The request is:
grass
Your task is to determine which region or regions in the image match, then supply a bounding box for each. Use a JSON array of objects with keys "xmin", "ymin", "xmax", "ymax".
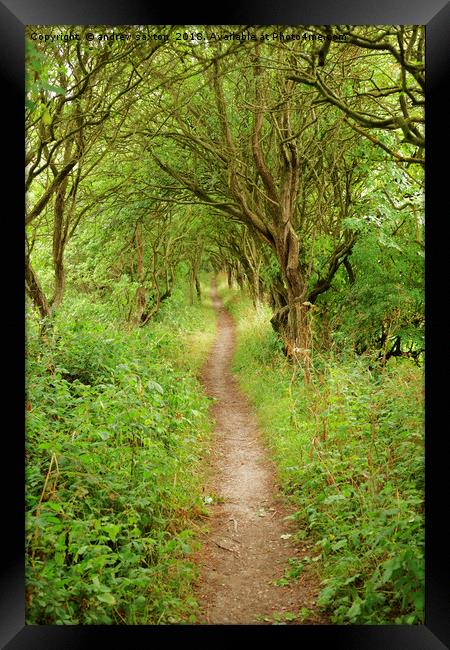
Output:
[{"xmin": 221, "ymin": 283, "xmax": 424, "ymax": 625}]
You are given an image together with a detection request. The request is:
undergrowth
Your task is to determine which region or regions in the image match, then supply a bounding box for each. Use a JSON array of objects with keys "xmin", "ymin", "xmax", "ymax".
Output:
[
  {"xmin": 25, "ymin": 281, "xmax": 216, "ymax": 624},
  {"xmin": 223, "ymin": 285, "xmax": 424, "ymax": 625}
]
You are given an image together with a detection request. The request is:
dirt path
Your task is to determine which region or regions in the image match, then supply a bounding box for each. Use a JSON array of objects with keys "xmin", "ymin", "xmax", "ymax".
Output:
[{"xmin": 193, "ymin": 282, "xmax": 323, "ymax": 625}]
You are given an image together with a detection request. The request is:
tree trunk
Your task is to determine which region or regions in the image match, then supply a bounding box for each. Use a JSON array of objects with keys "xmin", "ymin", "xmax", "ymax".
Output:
[
  {"xmin": 343, "ymin": 257, "xmax": 355, "ymax": 284},
  {"xmin": 271, "ymin": 225, "xmax": 312, "ymax": 380},
  {"xmin": 50, "ymin": 139, "xmax": 76, "ymax": 312},
  {"xmin": 195, "ymin": 277, "xmax": 202, "ymax": 300},
  {"xmin": 52, "ymin": 254, "xmax": 66, "ymax": 311},
  {"xmin": 50, "ymin": 178, "xmax": 68, "ymax": 311},
  {"xmin": 135, "ymin": 223, "xmax": 147, "ymax": 323},
  {"xmin": 189, "ymin": 254, "xmax": 202, "ymax": 304},
  {"xmin": 252, "ymin": 271, "xmax": 260, "ymax": 308},
  {"xmin": 25, "ymin": 259, "xmax": 50, "ymax": 321},
  {"xmin": 188, "ymin": 268, "xmax": 195, "ymax": 306}
]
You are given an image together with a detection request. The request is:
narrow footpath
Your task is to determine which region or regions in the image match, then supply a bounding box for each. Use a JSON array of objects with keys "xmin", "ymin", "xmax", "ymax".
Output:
[{"xmin": 194, "ymin": 282, "xmax": 324, "ymax": 625}]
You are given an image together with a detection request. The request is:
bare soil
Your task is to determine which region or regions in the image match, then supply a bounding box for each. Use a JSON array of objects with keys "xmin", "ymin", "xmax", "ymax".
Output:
[{"xmin": 193, "ymin": 283, "xmax": 325, "ymax": 625}]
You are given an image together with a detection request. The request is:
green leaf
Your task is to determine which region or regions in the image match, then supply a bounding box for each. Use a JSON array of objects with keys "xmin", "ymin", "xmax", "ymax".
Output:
[
  {"xmin": 46, "ymin": 501, "xmax": 63, "ymax": 512},
  {"xmin": 44, "ymin": 83, "xmax": 65, "ymax": 95},
  {"xmin": 43, "ymin": 514, "xmax": 62, "ymax": 525},
  {"xmin": 331, "ymin": 539, "xmax": 348, "ymax": 551},
  {"xmin": 147, "ymin": 380, "xmax": 164, "ymax": 394},
  {"xmin": 347, "ymin": 599, "xmax": 362, "ymax": 619},
  {"xmin": 323, "ymin": 493, "xmax": 346, "ymax": 505},
  {"xmin": 381, "ymin": 557, "xmax": 402, "ymax": 584},
  {"xmin": 411, "ymin": 589, "xmax": 424, "ymax": 611},
  {"xmin": 97, "ymin": 592, "xmax": 116, "ymax": 605},
  {"xmin": 103, "ymin": 523, "xmax": 121, "ymax": 542}
]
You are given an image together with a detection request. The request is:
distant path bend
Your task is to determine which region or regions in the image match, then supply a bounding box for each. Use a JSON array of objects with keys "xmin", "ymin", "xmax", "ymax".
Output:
[{"xmin": 194, "ymin": 280, "xmax": 322, "ymax": 625}]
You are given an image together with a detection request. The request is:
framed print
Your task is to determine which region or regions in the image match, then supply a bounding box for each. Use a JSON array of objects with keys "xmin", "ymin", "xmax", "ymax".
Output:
[{"xmin": 2, "ymin": 0, "xmax": 448, "ymax": 647}]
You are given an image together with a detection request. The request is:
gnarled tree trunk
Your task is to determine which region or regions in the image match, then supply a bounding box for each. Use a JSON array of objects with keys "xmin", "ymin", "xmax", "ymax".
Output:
[
  {"xmin": 134, "ymin": 222, "xmax": 147, "ymax": 323},
  {"xmin": 25, "ymin": 258, "xmax": 50, "ymax": 322}
]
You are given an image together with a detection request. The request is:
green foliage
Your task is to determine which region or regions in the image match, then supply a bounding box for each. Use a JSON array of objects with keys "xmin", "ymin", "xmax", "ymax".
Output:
[
  {"xmin": 229, "ymin": 291, "xmax": 424, "ymax": 625},
  {"xmin": 26, "ymin": 282, "xmax": 216, "ymax": 624},
  {"xmin": 316, "ymin": 165, "xmax": 424, "ymax": 361},
  {"xmin": 25, "ymin": 26, "xmax": 424, "ymax": 626},
  {"xmin": 317, "ymin": 244, "xmax": 423, "ymax": 362},
  {"xmin": 26, "ymin": 38, "xmax": 67, "ymax": 114}
]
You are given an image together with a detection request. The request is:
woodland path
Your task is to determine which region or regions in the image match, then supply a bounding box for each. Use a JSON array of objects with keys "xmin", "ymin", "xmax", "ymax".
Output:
[{"xmin": 193, "ymin": 281, "xmax": 323, "ymax": 625}]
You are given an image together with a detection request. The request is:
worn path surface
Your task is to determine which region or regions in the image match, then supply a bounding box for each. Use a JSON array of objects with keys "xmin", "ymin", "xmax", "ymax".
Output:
[{"xmin": 193, "ymin": 283, "xmax": 323, "ymax": 625}]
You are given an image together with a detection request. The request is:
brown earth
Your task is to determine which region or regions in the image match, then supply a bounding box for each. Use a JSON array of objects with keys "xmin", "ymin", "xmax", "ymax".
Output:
[{"xmin": 193, "ymin": 282, "xmax": 326, "ymax": 625}]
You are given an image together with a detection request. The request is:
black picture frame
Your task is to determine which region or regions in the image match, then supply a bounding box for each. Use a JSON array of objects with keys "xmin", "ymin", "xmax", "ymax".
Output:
[{"xmin": 3, "ymin": 0, "xmax": 448, "ymax": 647}]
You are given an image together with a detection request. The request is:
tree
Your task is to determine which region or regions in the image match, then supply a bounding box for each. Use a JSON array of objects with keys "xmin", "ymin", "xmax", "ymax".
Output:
[
  {"xmin": 145, "ymin": 37, "xmax": 366, "ymax": 364},
  {"xmin": 25, "ymin": 27, "xmax": 169, "ymax": 327},
  {"xmin": 25, "ymin": 26, "xmax": 424, "ymax": 366},
  {"xmin": 286, "ymin": 25, "xmax": 424, "ymax": 166}
]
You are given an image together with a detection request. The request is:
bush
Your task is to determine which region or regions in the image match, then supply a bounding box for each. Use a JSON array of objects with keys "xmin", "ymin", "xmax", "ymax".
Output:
[{"xmin": 26, "ymin": 282, "xmax": 215, "ymax": 624}]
